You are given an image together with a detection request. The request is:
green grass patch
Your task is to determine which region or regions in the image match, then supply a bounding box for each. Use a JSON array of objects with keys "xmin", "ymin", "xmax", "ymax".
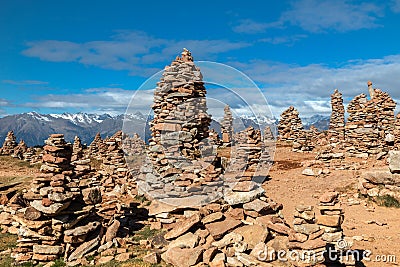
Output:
[
  {"xmin": 376, "ymin": 195, "xmax": 400, "ymax": 208},
  {"xmin": 132, "ymin": 226, "xmax": 162, "ymax": 242},
  {"xmin": 0, "ymin": 231, "xmax": 17, "ymax": 251}
]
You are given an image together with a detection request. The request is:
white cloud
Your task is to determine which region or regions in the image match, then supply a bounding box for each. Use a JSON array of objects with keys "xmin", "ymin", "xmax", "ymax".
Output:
[
  {"xmin": 391, "ymin": 0, "xmax": 400, "ymax": 13},
  {"xmin": 230, "ymin": 54, "xmax": 400, "ymax": 117},
  {"xmin": 232, "ymin": 19, "xmax": 283, "ymax": 34},
  {"xmin": 22, "ymin": 31, "xmax": 250, "ymax": 76},
  {"xmin": 233, "ymin": 1, "xmax": 384, "ymax": 35},
  {"xmin": 281, "ymin": 0, "xmax": 383, "ymax": 33},
  {"xmin": 2, "ymin": 80, "xmax": 49, "ymax": 85}
]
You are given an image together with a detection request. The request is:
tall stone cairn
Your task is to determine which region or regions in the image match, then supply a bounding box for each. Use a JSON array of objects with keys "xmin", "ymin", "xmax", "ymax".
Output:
[
  {"xmin": 395, "ymin": 113, "xmax": 400, "ymax": 150},
  {"xmin": 87, "ymin": 133, "xmax": 105, "ymax": 160},
  {"xmin": 278, "ymin": 106, "xmax": 304, "ymax": 142},
  {"xmin": 329, "ymin": 89, "xmax": 345, "ymax": 141},
  {"xmin": 1, "ymin": 130, "xmax": 17, "ymax": 155},
  {"xmin": 146, "ymin": 49, "xmax": 219, "ymax": 181},
  {"xmin": 220, "ymin": 105, "xmax": 233, "ymax": 145},
  {"xmin": 12, "ymin": 134, "xmax": 75, "ymax": 264},
  {"xmin": 13, "ymin": 140, "xmax": 28, "ymax": 160},
  {"xmin": 71, "ymin": 136, "xmax": 84, "ymax": 162},
  {"xmin": 345, "ymin": 82, "xmax": 396, "ymax": 157}
]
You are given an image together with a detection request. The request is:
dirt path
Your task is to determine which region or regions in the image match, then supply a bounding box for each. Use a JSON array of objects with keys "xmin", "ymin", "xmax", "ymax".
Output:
[{"xmin": 265, "ymin": 145, "xmax": 400, "ymax": 267}]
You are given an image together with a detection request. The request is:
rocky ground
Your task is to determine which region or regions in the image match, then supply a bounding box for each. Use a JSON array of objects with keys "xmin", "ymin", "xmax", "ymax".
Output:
[
  {"xmin": 0, "ymin": 145, "xmax": 399, "ymax": 267},
  {"xmin": 266, "ymin": 145, "xmax": 400, "ymax": 267}
]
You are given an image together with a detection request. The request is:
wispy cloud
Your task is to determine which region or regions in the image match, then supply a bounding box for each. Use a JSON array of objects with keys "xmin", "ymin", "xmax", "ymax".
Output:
[
  {"xmin": 23, "ymin": 88, "xmax": 138, "ymax": 115},
  {"xmin": 232, "ymin": 19, "xmax": 283, "ymax": 34},
  {"xmin": 282, "ymin": 0, "xmax": 383, "ymax": 33},
  {"xmin": 22, "ymin": 31, "xmax": 250, "ymax": 76},
  {"xmin": 391, "ymin": 0, "xmax": 400, "ymax": 12},
  {"xmin": 259, "ymin": 34, "xmax": 308, "ymax": 45},
  {"xmin": 2, "ymin": 80, "xmax": 49, "ymax": 85},
  {"xmin": 233, "ymin": 0, "xmax": 384, "ymax": 35}
]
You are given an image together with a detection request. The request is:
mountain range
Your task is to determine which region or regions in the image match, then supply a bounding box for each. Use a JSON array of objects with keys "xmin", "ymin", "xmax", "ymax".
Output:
[{"xmin": 0, "ymin": 112, "xmax": 330, "ymax": 146}]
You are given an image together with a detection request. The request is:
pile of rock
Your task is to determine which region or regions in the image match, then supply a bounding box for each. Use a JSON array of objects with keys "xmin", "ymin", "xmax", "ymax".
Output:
[
  {"xmin": 395, "ymin": 113, "xmax": 400, "ymax": 150},
  {"xmin": 317, "ymin": 192, "xmax": 344, "ymax": 249},
  {"xmin": 359, "ymin": 150, "xmax": 400, "ymax": 202},
  {"xmin": 0, "ymin": 130, "xmax": 17, "ymax": 155},
  {"xmin": 87, "ymin": 133, "xmax": 106, "ymax": 160},
  {"xmin": 11, "ymin": 134, "xmax": 77, "ymax": 263},
  {"xmin": 220, "ymin": 105, "xmax": 233, "ymax": 146},
  {"xmin": 329, "ymin": 89, "xmax": 346, "ymax": 142},
  {"xmin": 278, "ymin": 106, "xmax": 304, "ymax": 143},
  {"xmin": 122, "ymin": 133, "xmax": 146, "ymax": 156},
  {"xmin": 345, "ymin": 83, "xmax": 396, "ymax": 158},
  {"xmin": 99, "ymin": 134, "xmax": 132, "ymax": 195},
  {"xmin": 138, "ymin": 49, "xmax": 222, "ymax": 206},
  {"xmin": 292, "ymin": 130, "xmax": 314, "ymax": 152},
  {"xmin": 149, "ymin": 189, "xmax": 291, "ymax": 267},
  {"xmin": 12, "ymin": 140, "xmax": 28, "ymax": 160},
  {"xmin": 226, "ymin": 126, "xmax": 263, "ymax": 181},
  {"xmin": 289, "ymin": 205, "xmax": 326, "ymax": 266},
  {"xmin": 71, "ymin": 136, "xmax": 98, "ymax": 187}
]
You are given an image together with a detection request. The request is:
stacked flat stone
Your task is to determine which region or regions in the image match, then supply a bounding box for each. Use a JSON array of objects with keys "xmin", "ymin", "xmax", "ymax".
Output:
[
  {"xmin": 278, "ymin": 106, "xmax": 304, "ymax": 143},
  {"xmin": 122, "ymin": 133, "xmax": 146, "ymax": 156},
  {"xmin": 293, "ymin": 130, "xmax": 314, "ymax": 152},
  {"xmin": 151, "ymin": 191, "xmax": 291, "ymax": 267},
  {"xmin": 345, "ymin": 83, "xmax": 396, "ymax": 157},
  {"xmin": 71, "ymin": 136, "xmax": 84, "ymax": 162},
  {"xmin": 395, "ymin": 113, "xmax": 400, "ymax": 150},
  {"xmin": 329, "ymin": 89, "xmax": 346, "ymax": 142},
  {"xmin": 359, "ymin": 151, "xmax": 400, "ymax": 202},
  {"xmin": 373, "ymin": 89, "xmax": 396, "ymax": 139},
  {"xmin": 220, "ymin": 105, "xmax": 233, "ymax": 145},
  {"xmin": 0, "ymin": 130, "xmax": 17, "ymax": 155},
  {"xmin": 23, "ymin": 147, "xmax": 36, "ymax": 162},
  {"xmin": 12, "ymin": 134, "xmax": 74, "ymax": 263},
  {"xmin": 100, "ymin": 134, "xmax": 132, "ymax": 194},
  {"xmin": 226, "ymin": 126, "xmax": 263, "ymax": 181},
  {"xmin": 13, "ymin": 140, "xmax": 28, "ymax": 160},
  {"xmin": 317, "ymin": 192, "xmax": 344, "ymax": 249},
  {"xmin": 345, "ymin": 93, "xmax": 379, "ymax": 157},
  {"xmin": 87, "ymin": 133, "xmax": 105, "ymax": 160},
  {"xmin": 139, "ymin": 49, "xmax": 222, "ymax": 205},
  {"xmin": 289, "ymin": 205, "xmax": 326, "ymax": 266},
  {"xmin": 263, "ymin": 125, "xmax": 275, "ymax": 145},
  {"xmin": 71, "ymin": 136, "xmax": 98, "ymax": 187}
]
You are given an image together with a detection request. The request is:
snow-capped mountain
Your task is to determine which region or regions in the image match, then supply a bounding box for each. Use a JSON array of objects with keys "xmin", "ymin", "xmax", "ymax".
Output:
[
  {"xmin": 0, "ymin": 111, "xmax": 330, "ymax": 147},
  {"xmin": 302, "ymin": 115, "xmax": 330, "ymax": 131}
]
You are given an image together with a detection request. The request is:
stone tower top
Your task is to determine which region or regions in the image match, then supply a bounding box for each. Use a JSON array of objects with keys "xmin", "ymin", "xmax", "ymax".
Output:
[
  {"xmin": 180, "ymin": 48, "xmax": 193, "ymax": 62},
  {"xmin": 367, "ymin": 80, "xmax": 375, "ymax": 99}
]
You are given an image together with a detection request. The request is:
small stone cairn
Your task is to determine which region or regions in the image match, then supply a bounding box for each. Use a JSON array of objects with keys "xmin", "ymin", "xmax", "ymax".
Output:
[
  {"xmin": 220, "ymin": 105, "xmax": 233, "ymax": 146},
  {"xmin": 0, "ymin": 130, "xmax": 17, "ymax": 155}
]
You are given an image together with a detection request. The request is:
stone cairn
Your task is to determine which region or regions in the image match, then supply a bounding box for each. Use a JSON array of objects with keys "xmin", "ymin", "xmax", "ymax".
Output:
[
  {"xmin": 359, "ymin": 150, "xmax": 400, "ymax": 202},
  {"xmin": 345, "ymin": 82, "xmax": 396, "ymax": 158},
  {"xmin": 289, "ymin": 204, "xmax": 326, "ymax": 266},
  {"xmin": 0, "ymin": 130, "xmax": 17, "ymax": 155},
  {"xmin": 278, "ymin": 106, "xmax": 312, "ymax": 152},
  {"xmin": 87, "ymin": 133, "xmax": 106, "ymax": 160},
  {"xmin": 99, "ymin": 131, "xmax": 133, "ymax": 196},
  {"xmin": 395, "ymin": 113, "xmax": 400, "ymax": 150},
  {"xmin": 13, "ymin": 140, "xmax": 28, "ymax": 160},
  {"xmin": 288, "ymin": 191, "xmax": 348, "ymax": 266},
  {"xmin": 329, "ymin": 89, "xmax": 346, "ymax": 142},
  {"xmin": 139, "ymin": 49, "xmax": 222, "ymax": 205},
  {"xmin": 278, "ymin": 106, "xmax": 304, "ymax": 143},
  {"xmin": 122, "ymin": 133, "xmax": 146, "ymax": 157},
  {"xmin": 220, "ymin": 105, "xmax": 233, "ymax": 146},
  {"xmin": 71, "ymin": 136, "xmax": 98, "ymax": 189},
  {"xmin": 11, "ymin": 134, "xmax": 78, "ymax": 263}
]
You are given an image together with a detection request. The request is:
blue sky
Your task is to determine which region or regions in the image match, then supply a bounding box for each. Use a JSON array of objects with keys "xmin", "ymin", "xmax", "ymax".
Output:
[{"xmin": 1, "ymin": 0, "xmax": 400, "ymax": 119}]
